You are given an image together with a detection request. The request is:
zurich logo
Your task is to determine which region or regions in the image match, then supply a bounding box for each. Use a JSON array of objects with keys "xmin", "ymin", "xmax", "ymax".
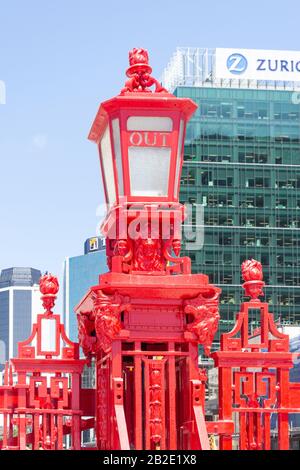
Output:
[{"xmin": 226, "ymin": 53, "xmax": 248, "ymax": 75}]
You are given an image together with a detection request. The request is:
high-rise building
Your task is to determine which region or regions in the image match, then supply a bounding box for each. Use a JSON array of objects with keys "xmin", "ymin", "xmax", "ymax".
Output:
[
  {"xmin": 0, "ymin": 267, "xmax": 42, "ymax": 370},
  {"xmin": 63, "ymin": 236, "xmax": 106, "ymax": 446},
  {"xmin": 161, "ymin": 48, "xmax": 300, "ymax": 345},
  {"xmin": 63, "ymin": 237, "xmax": 107, "ymax": 342}
]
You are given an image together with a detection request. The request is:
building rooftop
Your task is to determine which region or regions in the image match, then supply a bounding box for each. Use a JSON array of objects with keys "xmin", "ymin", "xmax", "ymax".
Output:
[
  {"xmin": 0, "ymin": 267, "xmax": 42, "ymax": 288},
  {"xmin": 84, "ymin": 236, "xmax": 105, "ymax": 255},
  {"xmin": 160, "ymin": 47, "xmax": 300, "ymax": 93}
]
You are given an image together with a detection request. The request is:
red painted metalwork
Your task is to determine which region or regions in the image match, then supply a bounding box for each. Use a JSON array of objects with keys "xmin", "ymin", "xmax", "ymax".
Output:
[
  {"xmin": 76, "ymin": 49, "xmax": 222, "ymax": 450},
  {"xmin": 212, "ymin": 262, "xmax": 300, "ymax": 450},
  {"xmin": 76, "ymin": 49, "xmax": 300, "ymax": 450},
  {"xmin": 1, "ymin": 49, "xmax": 300, "ymax": 451},
  {"xmin": 121, "ymin": 48, "xmax": 167, "ymax": 94},
  {"xmin": 0, "ymin": 275, "xmax": 93, "ymax": 450}
]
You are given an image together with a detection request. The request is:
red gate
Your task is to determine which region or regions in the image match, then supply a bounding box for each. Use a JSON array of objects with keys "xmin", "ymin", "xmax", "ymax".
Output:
[
  {"xmin": 0, "ymin": 274, "xmax": 94, "ymax": 450},
  {"xmin": 2, "ymin": 262, "xmax": 299, "ymax": 450},
  {"xmin": 212, "ymin": 259, "xmax": 300, "ymax": 450}
]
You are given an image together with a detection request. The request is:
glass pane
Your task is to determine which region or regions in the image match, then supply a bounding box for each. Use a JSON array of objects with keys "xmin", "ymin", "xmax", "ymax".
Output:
[
  {"xmin": 129, "ymin": 147, "xmax": 171, "ymax": 197},
  {"xmin": 100, "ymin": 126, "xmax": 116, "ymax": 205},
  {"xmin": 112, "ymin": 118, "xmax": 123, "ymax": 195},
  {"xmin": 127, "ymin": 116, "xmax": 173, "ymax": 131},
  {"xmin": 174, "ymin": 119, "xmax": 184, "ymax": 198},
  {"xmin": 41, "ymin": 318, "xmax": 56, "ymax": 352}
]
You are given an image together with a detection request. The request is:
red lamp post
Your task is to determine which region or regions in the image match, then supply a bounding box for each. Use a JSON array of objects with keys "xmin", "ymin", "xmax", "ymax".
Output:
[
  {"xmin": 1, "ymin": 49, "xmax": 300, "ymax": 452},
  {"xmin": 76, "ymin": 48, "xmax": 221, "ymax": 450}
]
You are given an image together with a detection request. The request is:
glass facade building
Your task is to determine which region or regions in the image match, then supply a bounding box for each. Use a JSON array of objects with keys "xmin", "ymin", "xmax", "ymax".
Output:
[
  {"xmin": 162, "ymin": 49, "xmax": 300, "ymax": 346},
  {"xmin": 63, "ymin": 238, "xmax": 105, "ymax": 448},
  {"xmin": 0, "ymin": 267, "xmax": 42, "ymax": 370},
  {"xmin": 63, "ymin": 237, "xmax": 107, "ymax": 342}
]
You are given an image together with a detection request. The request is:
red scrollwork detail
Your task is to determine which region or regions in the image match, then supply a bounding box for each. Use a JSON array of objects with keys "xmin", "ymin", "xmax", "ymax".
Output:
[
  {"xmin": 77, "ymin": 313, "xmax": 96, "ymax": 359},
  {"xmin": 184, "ymin": 302, "xmax": 220, "ymax": 356},
  {"xmin": 114, "ymin": 239, "xmax": 132, "ymax": 259},
  {"xmin": 121, "ymin": 48, "xmax": 167, "ymax": 94},
  {"xmin": 241, "ymin": 259, "xmax": 265, "ymax": 301},
  {"xmin": 149, "ymin": 362, "xmax": 164, "ymax": 448},
  {"xmin": 234, "ymin": 371, "xmax": 276, "ymax": 408},
  {"xmin": 93, "ymin": 292, "xmax": 131, "ymax": 353},
  {"xmin": 133, "ymin": 238, "xmax": 164, "ymax": 272},
  {"xmin": 112, "ymin": 238, "xmax": 133, "ymax": 272},
  {"xmin": 108, "ymin": 234, "xmax": 191, "ymax": 275},
  {"xmin": 97, "ymin": 363, "xmax": 109, "ymax": 441}
]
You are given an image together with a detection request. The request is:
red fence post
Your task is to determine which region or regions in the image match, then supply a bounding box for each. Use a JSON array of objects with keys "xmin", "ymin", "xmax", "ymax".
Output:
[
  {"xmin": 212, "ymin": 259, "xmax": 300, "ymax": 450},
  {"xmin": 218, "ymin": 367, "xmax": 233, "ymax": 450},
  {"xmin": 0, "ymin": 274, "xmax": 87, "ymax": 450},
  {"xmin": 277, "ymin": 368, "xmax": 290, "ymax": 450}
]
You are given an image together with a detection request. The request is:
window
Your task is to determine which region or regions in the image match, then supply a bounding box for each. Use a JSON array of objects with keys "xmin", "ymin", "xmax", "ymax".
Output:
[
  {"xmin": 239, "ymin": 152, "xmax": 268, "ymax": 164},
  {"xmin": 240, "ymin": 196, "xmax": 264, "ymax": 208},
  {"xmin": 205, "ymin": 251, "xmax": 215, "ymax": 265},
  {"xmin": 246, "ymin": 177, "xmax": 269, "ymax": 188},
  {"xmin": 241, "ymin": 235, "xmax": 255, "ymax": 246},
  {"xmin": 276, "ymin": 199, "xmax": 287, "ymax": 209},
  {"xmin": 100, "ymin": 125, "xmax": 116, "ymax": 205},
  {"xmin": 219, "ymin": 234, "xmax": 233, "ymax": 245},
  {"xmin": 181, "ymin": 169, "xmax": 196, "ymax": 186},
  {"xmin": 201, "ymin": 171, "xmax": 212, "ymax": 186},
  {"xmin": 129, "ymin": 147, "xmax": 171, "ymax": 197},
  {"xmin": 224, "ymin": 254, "xmax": 232, "ymax": 265}
]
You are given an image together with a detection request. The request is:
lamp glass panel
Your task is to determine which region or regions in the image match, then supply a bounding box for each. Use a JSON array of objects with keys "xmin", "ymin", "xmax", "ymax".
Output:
[
  {"xmin": 129, "ymin": 147, "xmax": 171, "ymax": 197},
  {"xmin": 112, "ymin": 118, "xmax": 124, "ymax": 195},
  {"xmin": 127, "ymin": 116, "xmax": 173, "ymax": 131},
  {"xmin": 100, "ymin": 125, "xmax": 116, "ymax": 205},
  {"xmin": 174, "ymin": 119, "xmax": 185, "ymax": 198}
]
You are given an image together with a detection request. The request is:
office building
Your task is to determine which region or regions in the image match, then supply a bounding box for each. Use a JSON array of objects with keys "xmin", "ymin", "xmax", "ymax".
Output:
[
  {"xmin": 161, "ymin": 47, "xmax": 300, "ymax": 345},
  {"xmin": 63, "ymin": 237, "xmax": 106, "ymax": 342},
  {"xmin": 63, "ymin": 237, "xmax": 106, "ymax": 447},
  {"xmin": 0, "ymin": 267, "xmax": 42, "ymax": 370}
]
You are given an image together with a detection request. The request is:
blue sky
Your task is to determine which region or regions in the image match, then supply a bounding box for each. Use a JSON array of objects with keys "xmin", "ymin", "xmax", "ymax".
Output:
[{"xmin": 0, "ymin": 0, "xmax": 300, "ymax": 301}]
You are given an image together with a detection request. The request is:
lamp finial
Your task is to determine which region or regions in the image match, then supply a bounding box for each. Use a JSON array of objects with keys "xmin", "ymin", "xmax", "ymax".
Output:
[{"xmin": 121, "ymin": 48, "xmax": 168, "ymax": 94}]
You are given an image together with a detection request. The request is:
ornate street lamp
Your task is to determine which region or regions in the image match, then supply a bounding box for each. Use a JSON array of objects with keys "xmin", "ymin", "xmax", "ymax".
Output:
[
  {"xmin": 88, "ymin": 48, "xmax": 196, "ymax": 205},
  {"xmin": 88, "ymin": 49, "xmax": 198, "ymax": 274},
  {"xmin": 0, "ymin": 49, "xmax": 299, "ymax": 453},
  {"xmin": 77, "ymin": 48, "xmax": 221, "ymax": 450}
]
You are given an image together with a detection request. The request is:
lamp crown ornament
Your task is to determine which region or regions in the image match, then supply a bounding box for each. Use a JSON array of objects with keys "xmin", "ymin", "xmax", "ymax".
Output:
[
  {"xmin": 129, "ymin": 48, "xmax": 150, "ymax": 68},
  {"xmin": 241, "ymin": 258, "xmax": 264, "ymax": 301},
  {"xmin": 39, "ymin": 273, "xmax": 59, "ymax": 315},
  {"xmin": 121, "ymin": 47, "xmax": 167, "ymax": 94}
]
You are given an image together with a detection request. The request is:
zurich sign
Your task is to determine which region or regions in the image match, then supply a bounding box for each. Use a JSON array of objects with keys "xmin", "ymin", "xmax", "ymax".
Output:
[{"xmin": 226, "ymin": 53, "xmax": 248, "ymax": 75}]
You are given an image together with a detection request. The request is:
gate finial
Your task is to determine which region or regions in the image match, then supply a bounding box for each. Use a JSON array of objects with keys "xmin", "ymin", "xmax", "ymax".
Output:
[
  {"xmin": 241, "ymin": 259, "xmax": 264, "ymax": 301},
  {"xmin": 39, "ymin": 273, "xmax": 59, "ymax": 315}
]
